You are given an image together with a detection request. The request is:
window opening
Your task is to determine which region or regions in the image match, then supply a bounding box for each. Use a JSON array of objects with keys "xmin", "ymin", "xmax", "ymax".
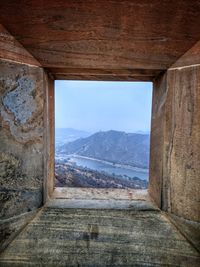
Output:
[{"xmin": 55, "ymin": 81, "xmax": 152, "ymax": 190}]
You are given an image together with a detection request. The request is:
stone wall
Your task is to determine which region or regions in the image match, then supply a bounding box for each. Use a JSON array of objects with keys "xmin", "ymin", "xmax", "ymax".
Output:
[
  {"xmin": 0, "ymin": 59, "xmax": 45, "ymax": 250},
  {"xmin": 149, "ymin": 41, "xmax": 200, "ymax": 222}
]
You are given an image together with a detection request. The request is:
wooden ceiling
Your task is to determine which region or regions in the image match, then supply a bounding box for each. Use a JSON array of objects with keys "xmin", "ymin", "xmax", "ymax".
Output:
[{"xmin": 0, "ymin": 0, "xmax": 200, "ymax": 81}]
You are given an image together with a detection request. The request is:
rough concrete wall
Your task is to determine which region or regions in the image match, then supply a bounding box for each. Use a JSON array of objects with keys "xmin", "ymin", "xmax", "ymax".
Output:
[
  {"xmin": 0, "ymin": 59, "xmax": 45, "ymax": 250},
  {"xmin": 150, "ymin": 41, "xmax": 200, "ymax": 222}
]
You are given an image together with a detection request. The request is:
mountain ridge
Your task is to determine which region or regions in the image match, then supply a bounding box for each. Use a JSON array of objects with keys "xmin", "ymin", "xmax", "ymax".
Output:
[{"xmin": 58, "ymin": 130, "xmax": 150, "ymax": 169}]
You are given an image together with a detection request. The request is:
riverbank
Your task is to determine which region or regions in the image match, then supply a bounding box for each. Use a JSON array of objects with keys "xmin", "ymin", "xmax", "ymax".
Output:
[
  {"xmin": 56, "ymin": 154, "xmax": 149, "ymax": 181},
  {"xmin": 55, "ymin": 162, "xmax": 148, "ymax": 189},
  {"xmin": 57, "ymin": 154, "xmax": 149, "ymax": 174}
]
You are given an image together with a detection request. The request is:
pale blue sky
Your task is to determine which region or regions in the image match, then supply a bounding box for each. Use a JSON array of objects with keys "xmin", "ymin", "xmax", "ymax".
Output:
[{"xmin": 55, "ymin": 81, "xmax": 152, "ymax": 133}]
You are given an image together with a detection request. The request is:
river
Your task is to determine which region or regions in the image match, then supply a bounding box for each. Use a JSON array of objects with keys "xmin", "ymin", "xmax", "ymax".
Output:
[{"xmin": 56, "ymin": 154, "xmax": 148, "ymax": 181}]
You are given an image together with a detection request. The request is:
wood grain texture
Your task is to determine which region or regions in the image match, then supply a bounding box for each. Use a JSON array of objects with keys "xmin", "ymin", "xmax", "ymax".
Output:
[
  {"xmin": 0, "ymin": 60, "xmax": 45, "ymax": 220},
  {"xmin": 150, "ymin": 65, "xmax": 200, "ymax": 222},
  {"xmin": 167, "ymin": 213, "xmax": 200, "ymax": 252},
  {"xmin": 0, "ymin": 207, "xmax": 199, "ymax": 266},
  {"xmin": 0, "ymin": 210, "xmax": 38, "ymax": 253},
  {"xmin": 149, "ymin": 73, "xmax": 167, "ymax": 208},
  {"xmin": 170, "ymin": 40, "xmax": 200, "ymax": 69},
  {"xmin": 0, "ymin": 0, "xmax": 200, "ymax": 80},
  {"xmin": 48, "ymin": 68, "xmax": 162, "ymax": 81},
  {"xmin": 53, "ymin": 187, "xmax": 149, "ymax": 201},
  {"xmin": 46, "ymin": 199, "xmax": 157, "ymax": 210},
  {"xmin": 0, "ymin": 59, "xmax": 45, "ymax": 248},
  {"xmin": 43, "ymin": 72, "xmax": 55, "ymax": 202},
  {"xmin": 164, "ymin": 66, "xmax": 200, "ymax": 222},
  {"xmin": 0, "ymin": 24, "xmax": 40, "ymax": 66}
]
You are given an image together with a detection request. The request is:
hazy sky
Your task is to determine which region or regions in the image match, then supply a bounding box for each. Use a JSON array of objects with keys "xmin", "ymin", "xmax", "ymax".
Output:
[{"xmin": 55, "ymin": 80, "xmax": 152, "ymax": 133}]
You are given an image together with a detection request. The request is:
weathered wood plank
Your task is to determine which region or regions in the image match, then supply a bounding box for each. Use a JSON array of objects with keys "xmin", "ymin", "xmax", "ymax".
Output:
[
  {"xmin": 0, "ymin": 24, "xmax": 40, "ymax": 66},
  {"xmin": 0, "ymin": 208, "xmax": 199, "ymax": 266},
  {"xmin": 43, "ymin": 72, "xmax": 55, "ymax": 202},
  {"xmin": 170, "ymin": 40, "xmax": 200, "ymax": 69},
  {"xmin": 0, "ymin": 0, "xmax": 200, "ymax": 77},
  {"xmin": 0, "ymin": 210, "xmax": 38, "ymax": 253},
  {"xmin": 149, "ymin": 73, "xmax": 167, "ymax": 208},
  {"xmin": 48, "ymin": 68, "xmax": 161, "ymax": 81},
  {"xmin": 165, "ymin": 66, "xmax": 200, "ymax": 222},
  {"xmin": 53, "ymin": 187, "xmax": 149, "ymax": 201}
]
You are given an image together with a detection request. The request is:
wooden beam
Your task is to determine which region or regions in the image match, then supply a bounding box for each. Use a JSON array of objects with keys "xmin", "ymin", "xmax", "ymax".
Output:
[
  {"xmin": 0, "ymin": 0, "xmax": 199, "ymax": 76},
  {"xmin": 0, "ymin": 24, "xmax": 40, "ymax": 66},
  {"xmin": 47, "ymin": 67, "xmax": 162, "ymax": 81}
]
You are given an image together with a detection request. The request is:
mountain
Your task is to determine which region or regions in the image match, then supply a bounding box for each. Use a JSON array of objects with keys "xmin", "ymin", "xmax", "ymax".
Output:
[
  {"xmin": 58, "ymin": 130, "xmax": 150, "ymax": 169},
  {"xmin": 55, "ymin": 163, "xmax": 148, "ymax": 189},
  {"xmin": 55, "ymin": 128, "xmax": 91, "ymax": 147}
]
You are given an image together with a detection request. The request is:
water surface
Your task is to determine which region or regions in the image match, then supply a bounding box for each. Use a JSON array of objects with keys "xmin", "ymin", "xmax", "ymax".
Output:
[{"xmin": 57, "ymin": 155, "xmax": 148, "ymax": 181}]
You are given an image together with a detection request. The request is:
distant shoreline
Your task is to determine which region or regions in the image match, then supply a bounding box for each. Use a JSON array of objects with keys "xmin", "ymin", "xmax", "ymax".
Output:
[{"xmin": 59, "ymin": 154, "xmax": 149, "ymax": 174}]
